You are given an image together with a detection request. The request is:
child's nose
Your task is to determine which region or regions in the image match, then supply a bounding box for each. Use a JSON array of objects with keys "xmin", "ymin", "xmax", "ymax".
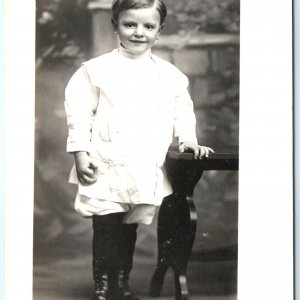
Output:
[{"xmin": 135, "ymin": 25, "xmax": 144, "ymax": 37}]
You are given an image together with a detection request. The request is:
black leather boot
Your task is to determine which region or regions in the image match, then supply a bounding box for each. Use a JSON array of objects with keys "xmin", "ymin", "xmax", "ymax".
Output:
[
  {"xmin": 118, "ymin": 223, "xmax": 140, "ymax": 300},
  {"xmin": 92, "ymin": 269, "xmax": 108, "ymax": 300},
  {"xmin": 92, "ymin": 213, "xmax": 124, "ymax": 300}
]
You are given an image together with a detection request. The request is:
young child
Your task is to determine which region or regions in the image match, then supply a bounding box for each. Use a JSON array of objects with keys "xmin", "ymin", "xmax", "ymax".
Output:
[{"xmin": 65, "ymin": 0, "xmax": 214, "ymax": 299}]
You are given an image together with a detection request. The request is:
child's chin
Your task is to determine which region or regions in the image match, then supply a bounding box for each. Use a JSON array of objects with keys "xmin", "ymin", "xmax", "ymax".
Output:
[
  {"xmin": 129, "ymin": 48, "xmax": 148, "ymax": 55},
  {"xmin": 129, "ymin": 44, "xmax": 149, "ymax": 51}
]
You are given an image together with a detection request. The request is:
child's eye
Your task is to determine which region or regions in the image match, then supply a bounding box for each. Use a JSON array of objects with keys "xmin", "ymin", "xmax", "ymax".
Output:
[
  {"xmin": 145, "ymin": 24, "xmax": 154, "ymax": 30},
  {"xmin": 124, "ymin": 23, "xmax": 135, "ymax": 28}
]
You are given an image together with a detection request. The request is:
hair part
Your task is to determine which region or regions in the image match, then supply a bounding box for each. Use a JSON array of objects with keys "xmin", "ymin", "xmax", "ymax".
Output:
[{"xmin": 111, "ymin": 0, "xmax": 167, "ymax": 26}]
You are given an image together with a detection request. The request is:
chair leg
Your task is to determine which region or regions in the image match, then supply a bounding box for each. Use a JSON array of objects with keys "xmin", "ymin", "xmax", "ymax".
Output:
[
  {"xmin": 149, "ymin": 264, "xmax": 169, "ymax": 297},
  {"xmin": 173, "ymin": 267, "xmax": 189, "ymax": 300}
]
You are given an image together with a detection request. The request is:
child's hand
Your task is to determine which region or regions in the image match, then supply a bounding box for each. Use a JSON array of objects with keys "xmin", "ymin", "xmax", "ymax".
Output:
[
  {"xmin": 179, "ymin": 142, "xmax": 214, "ymax": 159},
  {"xmin": 73, "ymin": 152, "xmax": 98, "ymax": 185}
]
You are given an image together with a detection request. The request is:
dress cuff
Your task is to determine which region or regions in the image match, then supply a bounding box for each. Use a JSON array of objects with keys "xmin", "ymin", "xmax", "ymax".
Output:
[{"xmin": 66, "ymin": 141, "xmax": 91, "ymax": 153}]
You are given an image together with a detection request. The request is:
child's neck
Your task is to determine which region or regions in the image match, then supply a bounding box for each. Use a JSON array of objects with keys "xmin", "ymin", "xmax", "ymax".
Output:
[{"xmin": 118, "ymin": 44, "xmax": 151, "ymax": 60}]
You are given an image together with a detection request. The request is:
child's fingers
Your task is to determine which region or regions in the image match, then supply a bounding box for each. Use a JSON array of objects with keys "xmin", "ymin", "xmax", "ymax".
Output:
[
  {"xmin": 203, "ymin": 147, "xmax": 213, "ymax": 157},
  {"xmin": 199, "ymin": 146, "xmax": 214, "ymax": 158},
  {"xmin": 179, "ymin": 142, "xmax": 199, "ymax": 156},
  {"xmin": 77, "ymin": 166, "xmax": 97, "ymax": 183},
  {"xmin": 89, "ymin": 160, "xmax": 99, "ymax": 170},
  {"xmin": 194, "ymin": 147, "xmax": 200, "ymax": 159},
  {"xmin": 78, "ymin": 173, "xmax": 97, "ymax": 185},
  {"xmin": 208, "ymin": 147, "xmax": 215, "ymax": 153},
  {"xmin": 179, "ymin": 143, "xmax": 214, "ymax": 159},
  {"xmin": 82, "ymin": 167, "xmax": 94, "ymax": 177},
  {"xmin": 178, "ymin": 143, "xmax": 186, "ymax": 153},
  {"xmin": 198, "ymin": 146, "xmax": 209, "ymax": 159}
]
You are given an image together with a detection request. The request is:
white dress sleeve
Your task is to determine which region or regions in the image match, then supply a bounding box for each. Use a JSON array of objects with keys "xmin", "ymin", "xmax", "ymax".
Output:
[
  {"xmin": 64, "ymin": 65, "xmax": 99, "ymax": 153},
  {"xmin": 173, "ymin": 75, "xmax": 198, "ymax": 144}
]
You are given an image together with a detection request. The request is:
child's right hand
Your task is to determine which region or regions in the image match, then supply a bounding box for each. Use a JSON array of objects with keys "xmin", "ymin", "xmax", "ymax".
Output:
[{"xmin": 73, "ymin": 151, "xmax": 98, "ymax": 185}]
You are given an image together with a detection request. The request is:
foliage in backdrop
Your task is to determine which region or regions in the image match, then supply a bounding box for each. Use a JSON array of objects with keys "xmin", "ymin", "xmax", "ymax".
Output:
[
  {"xmin": 36, "ymin": 0, "xmax": 90, "ymax": 67},
  {"xmin": 164, "ymin": 0, "xmax": 239, "ymax": 34}
]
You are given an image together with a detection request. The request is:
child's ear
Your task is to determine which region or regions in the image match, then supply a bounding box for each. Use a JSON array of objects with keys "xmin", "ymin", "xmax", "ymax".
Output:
[
  {"xmin": 156, "ymin": 23, "xmax": 165, "ymax": 39},
  {"xmin": 159, "ymin": 23, "xmax": 165, "ymax": 33},
  {"xmin": 111, "ymin": 18, "xmax": 118, "ymax": 32}
]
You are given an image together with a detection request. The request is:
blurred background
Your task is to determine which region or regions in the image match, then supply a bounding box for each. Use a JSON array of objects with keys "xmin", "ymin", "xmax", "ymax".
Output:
[{"xmin": 34, "ymin": 0, "xmax": 239, "ymax": 299}]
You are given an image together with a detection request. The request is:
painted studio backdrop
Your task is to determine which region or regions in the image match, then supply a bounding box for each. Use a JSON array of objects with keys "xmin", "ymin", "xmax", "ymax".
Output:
[{"xmin": 34, "ymin": 0, "xmax": 239, "ymax": 299}]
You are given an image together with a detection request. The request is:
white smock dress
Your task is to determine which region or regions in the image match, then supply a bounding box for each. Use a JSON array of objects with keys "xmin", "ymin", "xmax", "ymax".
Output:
[{"xmin": 65, "ymin": 48, "xmax": 197, "ymax": 224}]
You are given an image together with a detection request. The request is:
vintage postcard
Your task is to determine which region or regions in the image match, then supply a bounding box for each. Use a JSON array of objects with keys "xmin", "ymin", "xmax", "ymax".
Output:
[{"xmin": 3, "ymin": 0, "xmax": 293, "ymax": 299}]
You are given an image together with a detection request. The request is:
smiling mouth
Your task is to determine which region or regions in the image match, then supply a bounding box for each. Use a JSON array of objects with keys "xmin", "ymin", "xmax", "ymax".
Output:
[{"xmin": 130, "ymin": 40, "xmax": 146, "ymax": 43}]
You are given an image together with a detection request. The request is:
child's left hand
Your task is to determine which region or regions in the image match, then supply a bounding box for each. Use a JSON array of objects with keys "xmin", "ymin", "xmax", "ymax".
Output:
[{"xmin": 179, "ymin": 142, "xmax": 214, "ymax": 159}]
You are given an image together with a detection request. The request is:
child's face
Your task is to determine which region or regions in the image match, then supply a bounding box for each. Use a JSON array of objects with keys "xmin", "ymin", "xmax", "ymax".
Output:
[{"xmin": 116, "ymin": 6, "xmax": 162, "ymax": 55}]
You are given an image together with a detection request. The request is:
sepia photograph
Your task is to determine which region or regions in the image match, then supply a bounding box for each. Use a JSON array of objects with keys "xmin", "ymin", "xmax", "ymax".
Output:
[
  {"xmin": 3, "ymin": 0, "xmax": 293, "ymax": 299},
  {"xmin": 34, "ymin": 0, "xmax": 239, "ymax": 299}
]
